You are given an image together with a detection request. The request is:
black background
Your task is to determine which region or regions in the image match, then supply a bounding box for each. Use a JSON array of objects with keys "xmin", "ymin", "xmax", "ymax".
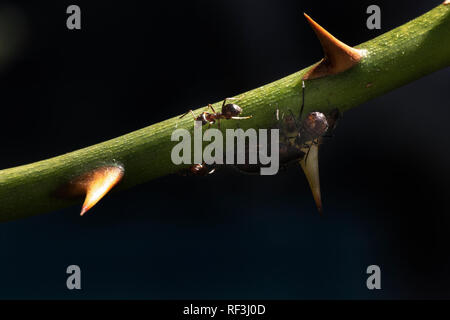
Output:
[{"xmin": 0, "ymin": 0, "xmax": 449, "ymax": 299}]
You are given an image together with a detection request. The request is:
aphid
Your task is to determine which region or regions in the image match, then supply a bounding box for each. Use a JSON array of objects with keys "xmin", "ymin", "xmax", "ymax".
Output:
[{"xmin": 180, "ymin": 98, "xmax": 252, "ymax": 128}]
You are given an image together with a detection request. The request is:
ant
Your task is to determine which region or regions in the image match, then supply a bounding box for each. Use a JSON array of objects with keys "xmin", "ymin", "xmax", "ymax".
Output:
[
  {"xmin": 189, "ymin": 162, "xmax": 216, "ymax": 176},
  {"xmin": 179, "ymin": 162, "xmax": 216, "ymax": 176},
  {"xmin": 180, "ymin": 98, "xmax": 252, "ymax": 128}
]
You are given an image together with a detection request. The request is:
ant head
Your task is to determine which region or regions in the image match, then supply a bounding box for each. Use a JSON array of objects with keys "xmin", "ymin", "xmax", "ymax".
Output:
[
  {"xmin": 303, "ymin": 112, "xmax": 329, "ymax": 136},
  {"xmin": 222, "ymin": 103, "xmax": 242, "ymax": 118}
]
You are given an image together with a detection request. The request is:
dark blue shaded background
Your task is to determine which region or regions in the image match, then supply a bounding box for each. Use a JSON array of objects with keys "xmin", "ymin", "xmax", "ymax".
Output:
[{"xmin": 0, "ymin": 0, "xmax": 449, "ymax": 299}]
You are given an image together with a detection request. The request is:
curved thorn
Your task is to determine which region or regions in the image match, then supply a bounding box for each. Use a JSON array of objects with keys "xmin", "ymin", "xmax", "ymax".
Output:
[
  {"xmin": 80, "ymin": 165, "xmax": 124, "ymax": 215},
  {"xmin": 303, "ymin": 13, "xmax": 365, "ymax": 80},
  {"xmin": 299, "ymin": 143, "xmax": 323, "ymax": 214},
  {"xmin": 63, "ymin": 165, "xmax": 125, "ymax": 216}
]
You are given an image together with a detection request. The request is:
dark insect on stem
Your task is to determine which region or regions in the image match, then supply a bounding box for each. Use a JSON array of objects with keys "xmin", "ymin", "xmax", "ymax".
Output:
[
  {"xmin": 180, "ymin": 163, "xmax": 216, "ymax": 176},
  {"xmin": 234, "ymin": 81, "xmax": 341, "ymax": 175},
  {"xmin": 286, "ymin": 81, "xmax": 340, "ymax": 163},
  {"xmin": 180, "ymin": 98, "xmax": 252, "ymax": 128},
  {"xmin": 272, "ymin": 82, "xmax": 341, "ymax": 214}
]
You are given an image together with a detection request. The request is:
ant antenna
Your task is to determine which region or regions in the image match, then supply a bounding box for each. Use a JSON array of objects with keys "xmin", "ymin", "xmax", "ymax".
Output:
[
  {"xmin": 299, "ymin": 80, "xmax": 306, "ymax": 120},
  {"xmin": 303, "ymin": 141, "xmax": 313, "ymax": 164}
]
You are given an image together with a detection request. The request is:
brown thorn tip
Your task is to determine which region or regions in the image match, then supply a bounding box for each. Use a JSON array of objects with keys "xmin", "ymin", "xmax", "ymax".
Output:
[
  {"xmin": 74, "ymin": 165, "xmax": 124, "ymax": 216},
  {"xmin": 303, "ymin": 13, "xmax": 365, "ymax": 80},
  {"xmin": 300, "ymin": 143, "xmax": 323, "ymax": 214}
]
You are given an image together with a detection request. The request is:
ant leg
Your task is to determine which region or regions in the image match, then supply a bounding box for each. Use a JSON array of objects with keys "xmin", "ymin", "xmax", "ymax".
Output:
[
  {"xmin": 303, "ymin": 138, "xmax": 320, "ymax": 164},
  {"xmin": 299, "ymin": 80, "xmax": 306, "ymax": 120},
  {"xmin": 207, "ymin": 104, "xmax": 216, "ymax": 114},
  {"xmin": 179, "ymin": 111, "xmax": 189, "ymax": 119},
  {"xmin": 179, "ymin": 110, "xmax": 196, "ymax": 120},
  {"xmin": 303, "ymin": 138, "xmax": 317, "ymax": 164},
  {"xmin": 304, "ymin": 144, "xmax": 312, "ymax": 164},
  {"xmin": 222, "ymin": 97, "xmax": 237, "ymax": 108},
  {"xmin": 231, "ymin": 116, "xmax": 252, "ymax": 120}
]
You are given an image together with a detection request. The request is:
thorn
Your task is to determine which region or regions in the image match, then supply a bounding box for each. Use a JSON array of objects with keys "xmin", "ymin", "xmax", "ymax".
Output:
[
  {"xmin": 299, "ymin": 142, "xmax": 323, "ymax": 214},
  {"xmin": 60, "ymin": 165, "xmax": 125, "ymax": 216},
  {"xmin": 79, "ymin": 165, "xmax": 124, "ymax": 215},
  {"xmin": 303, "ymin": 13, "xmax": 365, "ymax": 80}
]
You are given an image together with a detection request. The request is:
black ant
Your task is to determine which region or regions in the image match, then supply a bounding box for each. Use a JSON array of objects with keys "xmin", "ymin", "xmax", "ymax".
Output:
[
  {"xmin": 190, "ymin": 162, "xmax": 216, "ymax": 176},
  {"xmin": 233, "ymin": 81, "xmax": 340, "ymax": 175},
  {"xmin": 179, "ymin": 162, "xmax": 216, "ymax": 176},
  {"xmin": 283, "ymin": 81, "xmax": 340, "ymax": 163},
  {"xmin": 180, "ymin": 98, "xmax": 252, "ymax": 128}
]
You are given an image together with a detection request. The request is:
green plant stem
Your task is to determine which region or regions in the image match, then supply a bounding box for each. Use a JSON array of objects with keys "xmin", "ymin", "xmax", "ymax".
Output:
[{"xmin": 0, "ymin": 4, "xmax": 449, "ymax": 222}]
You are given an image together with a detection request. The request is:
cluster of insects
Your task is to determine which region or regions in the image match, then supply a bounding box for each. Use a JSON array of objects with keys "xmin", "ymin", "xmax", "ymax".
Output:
[
  {"xmin": 275, "ymin": 81, "xmax": 340, "ymax": 166},
  {"xmin": 180, "ymin": 81, "xmax": 340, "ymax": 177},
  {"xmin": 182, "ymin": 162, "xmax": 216, "ymax": 176}
]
